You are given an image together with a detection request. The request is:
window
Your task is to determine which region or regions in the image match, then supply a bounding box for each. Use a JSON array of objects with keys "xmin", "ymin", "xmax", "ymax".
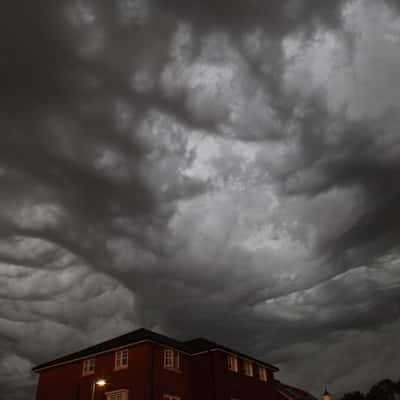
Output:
[
  {"xmin": 105, "ymin": 389, "xmax": 129, "ymax": 400},
  {"xmin": 163, "ymin": 395, "xmax": 180, "ymax": 400},
  {"xmin": 243, "ymin": 360, "xmax": 254, "ymax": 377},
  {"xmin": 227, "ymin": 355, "xmax": 238, "ymax": 372},
  {"xmin": 258, "ymin": 366, "xmax": 268, "ymax": 382},
  {"xmin": 115, "ymin": 349, "xmax": 129, "ymax": 370},
  {"xmin": 82, "ymin": 358, "xmax": 95, "ymax": 375},
  {"xmin": 163, "ymin": 348, "xmax": 180, "ymax": 370}
]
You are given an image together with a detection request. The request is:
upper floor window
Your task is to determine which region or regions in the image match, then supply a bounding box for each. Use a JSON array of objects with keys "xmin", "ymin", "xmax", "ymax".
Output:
[
  {"xmin": 106, "ymin": 389, "xmax": 129, "ymax": 400},
  {"xmin": 115, "ymin": 349, "xmax": 129, "ymax": 370},
  {"xmin": 258, "ymin": 366, "xmax": 268, "ymax": 382},
  {"xmin": 163, "ymin": 348, "xmax": 180, "ymax": 370},
  {"xmin": 163, "ymin": 395, "xmax": 181, "ymax": 400},
  {"xmin": 82, "ymin": 358, "xmax": 95, "ymax": 375},
  {"xmin": 243, "ymin": 360, "xmax": 254, "ymax": 377},
  {"xmin": 227, "ymin": 355, "xmax": 238, "ymax": 372}
]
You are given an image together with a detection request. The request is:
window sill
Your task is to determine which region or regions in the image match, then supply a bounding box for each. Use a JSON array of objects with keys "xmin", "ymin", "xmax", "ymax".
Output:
[
  {"xmin": 81, "ymin": 373, "xmax": 95, "ymax": 377},
  {"xmin": 163, "ymin": 367, "xmax": 182, "ymax": 374},
  {"xmin": 113, "ymin": 366, "xmax": 129, "ymax": 372}
]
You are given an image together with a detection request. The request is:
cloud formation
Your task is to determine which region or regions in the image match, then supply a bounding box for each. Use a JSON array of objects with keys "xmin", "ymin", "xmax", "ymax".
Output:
[{"xmin": 1, "ymin": 0, "xmax": 400, "ymax": 398}]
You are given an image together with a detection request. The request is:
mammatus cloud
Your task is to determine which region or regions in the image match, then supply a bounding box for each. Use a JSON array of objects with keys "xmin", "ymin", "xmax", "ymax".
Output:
[{"xmin": 1, "ymin": 0, "xmax": 400, "ymax": 399}]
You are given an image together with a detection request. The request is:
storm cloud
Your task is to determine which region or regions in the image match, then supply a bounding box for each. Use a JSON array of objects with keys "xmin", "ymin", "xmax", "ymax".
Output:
[{"xmin": 1, "ymin": 0, "xmax": 400, "ymax": 399}]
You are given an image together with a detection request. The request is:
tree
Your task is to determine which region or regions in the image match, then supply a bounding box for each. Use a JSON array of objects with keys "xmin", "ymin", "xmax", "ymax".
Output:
[
  {"xmin": 366, "ymin": 379, "xmax": 397, "ymax": 400},
  {"xmin": 341, "ymin": 391, "xmax": 365, "ymax": 400},
  {"xmin": 340, "ymin": 378, "xmax": 400, "ymax": 400}
]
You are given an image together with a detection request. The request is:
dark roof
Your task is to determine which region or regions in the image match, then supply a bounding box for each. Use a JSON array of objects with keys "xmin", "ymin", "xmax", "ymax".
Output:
[
  {"xmin": 32, "ymin": 328, "xmax": 279, "ymax": 372},
  {"xmin": 32, "ymin": 328, "xmax": 191, "ymax": 372},
  {"xmin": 184, "ymin": 338, "xmax": 279, "ymax": 372},
  {"xmin": 274, "ymin": 381, "xmax": 318, "ymax": 400},
  {"xmin": 184, "ymin": 338, "xmax": 217, "ymax": 353}
]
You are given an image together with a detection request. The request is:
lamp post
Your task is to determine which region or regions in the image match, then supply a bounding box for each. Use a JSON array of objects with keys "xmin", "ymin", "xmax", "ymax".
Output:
[{"xmin": 91, "ymin": 379, "xmax": 107, "ymax": 400}]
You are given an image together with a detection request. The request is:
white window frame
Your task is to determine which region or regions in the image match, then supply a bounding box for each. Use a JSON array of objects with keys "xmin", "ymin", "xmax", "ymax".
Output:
[
  {"xmin": 115, "ymin": 349, "xmax": 129, "ymax": 370},
  {"xmin": 82, "ymin": 358, "xmax": 95, "ymax": 376},
  {"xmin": 105, "ymin": 389, "xmax": 129, "ymax": 400},
  {"xmin": 258, "ymin": 366, "xmax": 268, "ymax": 382},
  {"xmin": 243, "ymin": 360, "xmax": 254, "ymax": 377},
  {"xmin": 163, "ymin": 348, "xmax": 180, "ymax": 370},
  {"xmin": 227, "ymin": 355, "xmax": 238, "ymax": 372},
  {"xmin": 163, "ymin": 395, "xmax": 181, "ymax": 400}
]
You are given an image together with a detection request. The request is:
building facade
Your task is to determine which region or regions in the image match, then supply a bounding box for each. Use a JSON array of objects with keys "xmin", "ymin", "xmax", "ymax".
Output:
[{"xmin": 32, "ymin": 328, "xmax": 316, "ymax": 400}]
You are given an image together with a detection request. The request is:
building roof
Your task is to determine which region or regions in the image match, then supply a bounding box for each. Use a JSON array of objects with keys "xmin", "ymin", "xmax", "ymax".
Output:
[
  {"xmin": 274, "ymin": 381, "xmax": 318, "ymax": 400},
  {"xmin": 184, "ymin": 337, "xmax": 279, "ymax": 371},
  {"xmin": 32, "ymin": 328, "xmax": 191, "ymax": 372},
  {"xmin": 184, "ymin": 338, "xmax": 217, "ymax": 353},
  {"xmin": 32, "ymin": 328, "xmax": 279, "ymax": 372}
]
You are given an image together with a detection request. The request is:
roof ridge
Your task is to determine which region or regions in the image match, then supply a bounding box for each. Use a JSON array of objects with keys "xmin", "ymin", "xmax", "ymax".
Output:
[
  {"xmin": 184, "ymin": 337, "xmax": 217, "ymax": 343},
  {"xmin": 32, "ymin": 327, "xmax": 279, "ymax": 373},
  {"xmin": 32, "ymin": 327, "xmax": 189, "ymax": 372}
]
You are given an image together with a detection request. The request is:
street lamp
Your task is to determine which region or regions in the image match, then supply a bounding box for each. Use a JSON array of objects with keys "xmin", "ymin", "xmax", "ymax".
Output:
[{"xmin": 91, "ymin": 379, "xmax": 108, "ymax": 400}]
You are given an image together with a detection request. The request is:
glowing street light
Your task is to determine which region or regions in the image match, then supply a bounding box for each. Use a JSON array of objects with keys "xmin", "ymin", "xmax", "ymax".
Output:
[{"xmin": 91, "ymin": 379, "xmax": 108, "ymax": 400}]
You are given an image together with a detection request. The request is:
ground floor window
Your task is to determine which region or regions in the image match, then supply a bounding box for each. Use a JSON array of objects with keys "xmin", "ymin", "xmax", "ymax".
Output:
[
  {"xmin": 163, "ymin": 394, "xmax": 181, "ymax": 400},
  {"xmin": 105, "ymin": 389, "xmax": 129, "ymax": 400}
]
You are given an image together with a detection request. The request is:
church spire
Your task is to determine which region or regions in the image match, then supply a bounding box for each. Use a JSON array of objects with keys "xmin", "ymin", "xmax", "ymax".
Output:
[{"xmin": 323, "ymin": 388, "xmax": 332, "ymax": 400}]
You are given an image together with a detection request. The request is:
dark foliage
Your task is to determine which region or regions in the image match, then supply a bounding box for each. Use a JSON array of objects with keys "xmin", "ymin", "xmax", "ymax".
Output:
[
  {"xmin": 341, "ymin": 391, "xmax": 365, "ymax": 400},
  {"xmin": 340, "ymin": 379, "xmax": 400, "ymax": 400}
]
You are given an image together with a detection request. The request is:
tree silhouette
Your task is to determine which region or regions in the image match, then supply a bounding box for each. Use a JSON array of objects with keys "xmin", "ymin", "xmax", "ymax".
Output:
[
  {"xmin": 341, "ymin": 391, "xmax": 364, "ymax": 400},
  {"xmin": 340, "ymin": 378, "xmax": 400, "ymax": 400}
]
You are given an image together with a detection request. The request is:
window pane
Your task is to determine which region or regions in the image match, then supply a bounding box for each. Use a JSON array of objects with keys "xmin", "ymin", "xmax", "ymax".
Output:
[
  {"xmin": 115, "ymin": 350, "xmax": 128, "ymax": 368},
  {"xmin": 244, "ymin": 360, "xmax": 253, "ymax": 376},
  {"xmin": 174, "ymin": 351, "xmax": 180, "ymax": 369},
  {"xmin": 259, "ymin": 367, "xmax": 267, "ymax": 381},
  {"xmin": 83, "ymin": 359, "xmax": 95, "ymax": 375},
  {"xmin": 164, "ymin": 349, "xmax": 173, "ymax": 367},
  {"xmin": 228, "ymin": 355, "xmax": 238, "ymax": 371},
  {"xmin": 163, "ymin": 395, "xmax": 180, "ymax": 400},
  {"xmin": 106, "ymin": 390, "xmax": 128, "ymax": 400}
]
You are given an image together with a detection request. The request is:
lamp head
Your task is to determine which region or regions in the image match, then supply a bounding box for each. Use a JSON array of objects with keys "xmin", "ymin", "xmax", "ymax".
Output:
[{"xmin": 96, "ymin": 379, "xmax": 107, "ymax": 387}]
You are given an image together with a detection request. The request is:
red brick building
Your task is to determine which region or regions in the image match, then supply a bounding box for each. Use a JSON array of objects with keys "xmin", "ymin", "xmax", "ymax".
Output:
[{"xmin": 32, "ymin": 328, "xmax": 316, "ymax": 400}]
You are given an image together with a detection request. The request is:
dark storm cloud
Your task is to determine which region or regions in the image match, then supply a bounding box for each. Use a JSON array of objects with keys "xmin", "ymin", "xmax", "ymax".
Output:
[
  {"xmin": 0, "ymin": 2, "xmax": 72, "ymax": 108},
  {"xmin": 1, "ymin": 0, "xmax": 400, "ymax": 399},
  {"xmin": 154, "ymin": 0, "xmax": 347, "ymax": 34}
]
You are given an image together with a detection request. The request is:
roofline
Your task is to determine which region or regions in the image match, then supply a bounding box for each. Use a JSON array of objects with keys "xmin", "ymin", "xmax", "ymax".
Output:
[
  {"xmin": 32, "ymin": 336, "xmax": 279, "ymax": 374},
  {"xmin": 206, "ymin": 348, "xmax": 279, "ymax": 372},
  {"xmin": 276, "ymin": 389, "xmax": 294, "ymax": 400},
  {"xmin": 184, "ymin": 338, "xmax": 279, "ymax": 372},
  {"xmin": 274, "ymin": 381, "xmax": 317, "ymax": 400},
  {"xmin": 32, "ymin": 339, "xmax": 191, "ymax": 373}
]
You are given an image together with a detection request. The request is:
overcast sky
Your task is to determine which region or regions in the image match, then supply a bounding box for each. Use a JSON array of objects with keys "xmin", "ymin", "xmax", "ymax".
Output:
[{"xmin": 1, "ymin": 1, "xmax": 400, "ymax": 399}]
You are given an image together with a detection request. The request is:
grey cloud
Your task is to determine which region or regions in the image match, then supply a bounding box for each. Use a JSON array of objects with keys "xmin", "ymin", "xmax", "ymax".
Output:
[
  {"xmin": 1, "ymin": 0, "xmax": 400, "ymax": 399},
  {"xmin": 154, "ymin": 0, "xmax": 347, "ymax": 34},
  {"xmin": 271, "ymin": 317, "xmax": 400, "ymax": 397}
]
